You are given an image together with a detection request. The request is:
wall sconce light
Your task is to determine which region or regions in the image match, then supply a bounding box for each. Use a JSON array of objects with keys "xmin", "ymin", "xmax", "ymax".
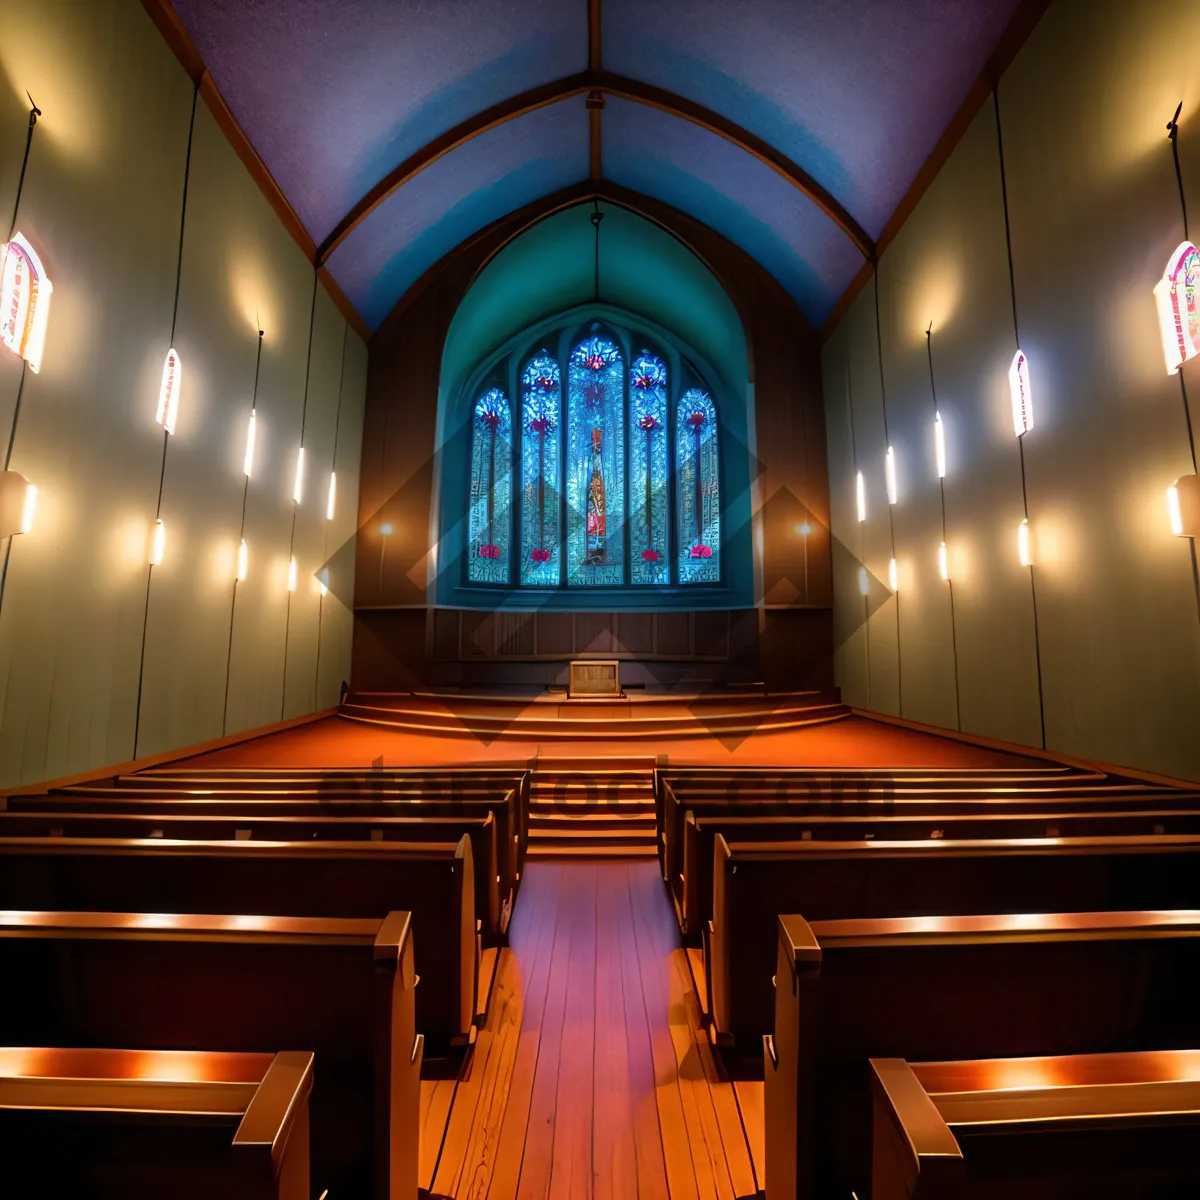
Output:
[
  {"xmin": 1166, "ymin": 474, "xmax": 1200, "ymax": 537},
  {"xmin": 1018, "ymin": 517, "xmax": 1034, "ymax": 566},
  {"xmin": 855, "ymin": 471, "xmax": 866, "ymax": 522},
  {"xmin": 287, "ymin": 555, "xmax": 298, "ymax": 592},
  {"xmin": 857, "ymin": 565, "xmax": 869, "ymax": 596},
  {"xmin": 885, "ymin": 447, "xmax": 897, "ymax": 505},
  {"xmin": 326, "ymin": 472, "xmax": 336, "ymax": 521},
  {"xmin": 156, "ymin": 349, "xmax": 181, "ymax": 434},
  {"xmin": 381, "ymin": 522, "xmax": 394, "ymax": 537},
  {"xmin": 887, "ymin": 556, "xmax": 898, "ymax": 592},
  {"xmin": 236, "ymin": 538, "xmax": 248, "ymax": 582},
  {"xmin": 934, "ymin": 413, "xmax": 946, "ymax": 478},
  {"xmin": 243, "ymin": 411, "xmax": 256, "ymax": 478},
  {"xmin": 0, "ymin": 233, "xmax": 52, "ymax": 374},
  {"xmin": 0, "ymin": 471, "xmax": 37, "ymax": 537},
  {"xmin": 293, "ymin": 447, "xmax": 305, "ymax": 504},
  {"xmin": 149, "ymin": 518, "xmax": 166, "ymax": 566},
  {"xmin": 1009, "ymin": 350, "xmax": 1033, "ymax": 437},
  {"xmin": 938, "ymin": 540, "xmax": 949, "ymax": 581},
  {"xmin": 1154, "ymin": 241, "xmax": 1200, "ymax": 375}
]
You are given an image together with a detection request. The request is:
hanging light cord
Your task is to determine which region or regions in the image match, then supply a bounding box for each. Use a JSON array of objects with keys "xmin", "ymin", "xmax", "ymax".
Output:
[{"xmin": 591, "ymin": 200, "xmax": 604, "ymax": 302}]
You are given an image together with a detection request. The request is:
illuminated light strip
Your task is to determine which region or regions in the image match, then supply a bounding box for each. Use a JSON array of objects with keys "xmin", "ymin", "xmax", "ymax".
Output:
[
  {"xmin": 1154, "ymin": 241, "xmax": 1200, "ymax": 375},
  {"xmin": 857, "ymin": 566, "xmax": 869, "ymax": 596},
  {"xmin": 326, "ymin": 472, "xmax": 336, "ymax": 521},
  {"xmin": 938, "ymin": 540, "xmax": 949, "ymax": 581},
  {"xmin": 243, "ymin": 411, "xmax": 256, "ymax": 478},
  {"xmin": 855, "ymin": 471, "xmax": 866, "ymax": 522},
  {"xmin": 0, "ymin": 233, "xmax": 52, "ymax": 374},
  {"xmin": 18, "ymin": 483, "xmax": 37, "ymax": 534},
  {"xmin": 287, "ymin": 555, "xmax": 298, "ymax": 592},
  {"xmin": 293, "ymin": 447, "xmax": 305, "ymax": 504},
  {"xmin": 885, "ymin": 447, "xmax": 897, "ymax": 505},
  {"xmin": 149, "ymin": 519, "xmax": 166, "ymax": 566},
  {"xmin": 934, "ymin": 413, "xmax": 946, "ymax": 479},
  {"xmin": 887, "ymin": 556, "xmax": 898, "ymax": 592},
  {"xmin": 1018, "ymin": 517, "xmax": 1033, "ymax": 566},
  {"xmin": 1009, "ymin": 349, "xmax": 1032, "ymax": 437},
  {"xmin": 1167, "ymin": 484, "xmax": 1184, "ymax": 536},
  {"xmin": 236, "ymin": 538, "xmax": 248, "ymax": 582},
  {"xmin": 156, "ymin": 349, "xmax": 181, "ymax": 434}
]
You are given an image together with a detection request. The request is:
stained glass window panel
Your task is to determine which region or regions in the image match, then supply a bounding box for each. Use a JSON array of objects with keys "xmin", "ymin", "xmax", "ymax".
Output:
[
  {"xmin": 629, "ymin": 351, "xmax": 669, "ymax": 585},
  {"xmin": 520, "ymin": 354, "xmax": 562, "ymax": 585},
  {"xmin": 676, "ymin": 387, "xmax": 720, "ymax": 584},
  {"xmin": 467, "ymin": 387, "xmax": 511, "ymax": 583},
  {"xmin": 566, "ymin": 332, "xmax": 625, "ymax": 587}
]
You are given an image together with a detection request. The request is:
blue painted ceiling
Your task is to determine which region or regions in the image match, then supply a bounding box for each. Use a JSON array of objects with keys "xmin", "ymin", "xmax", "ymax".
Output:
[{"xmin": 170, "ymin": 0, "xmax": 1023, "ymax": 330}]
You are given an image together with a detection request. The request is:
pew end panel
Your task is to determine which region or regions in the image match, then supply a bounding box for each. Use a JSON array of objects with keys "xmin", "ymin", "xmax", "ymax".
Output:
[
  {"xmin": 869, "ymin": 1059, "xmax": 963, "ymax": 1200},
  {"xmin": 763, "ymin": 915, "xmax": 822, "ymax": 1200},
  {"xmin": 0, "ymin": 1047, "xmax": 313, "ymax": 1200}
]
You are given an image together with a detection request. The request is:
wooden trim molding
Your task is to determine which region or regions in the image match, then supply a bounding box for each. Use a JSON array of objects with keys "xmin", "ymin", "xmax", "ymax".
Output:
[
  {"xmin": 140, "ymin": 0, "xmax": 371, "ymax": 340},
  {"xmin": 317, "ymin": 69, "xmax": 875, "ymax": 265}
]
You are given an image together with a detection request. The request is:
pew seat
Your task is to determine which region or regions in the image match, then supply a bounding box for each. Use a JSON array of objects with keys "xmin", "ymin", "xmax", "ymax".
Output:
[
  {"xmin": 871, "ymin": 1051, "xmax": 1200, "ymax": 1199},
  {"xmin": 713, "ymin": 832, "xmax": 1200, "ymax": 1046},
  {"xmin": 0, "ymin": 910, "xmax": 421, "ymax": 1200},
  {"xmin": 681, "ymin": 808, "xmax": 1200, "ymax": 939},
  {"xmin": 0, "ymin": 1047, "xmax": 313, "ymax": 1200},
  {"xmin": 0, "ymin": 809, "xmax": 505, "ymax": 939},
  {"xmin": 764, "ymin": 910, "xmax": 1200, "ymax": 1200},
  {"xmin": 0, "ymin": 835, "xmax": 475, "ymax": 1044}
]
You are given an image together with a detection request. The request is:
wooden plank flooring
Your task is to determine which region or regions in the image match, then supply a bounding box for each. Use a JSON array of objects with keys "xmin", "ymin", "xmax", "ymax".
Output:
[{"xmin": 428, "ymin": 860, "xmax": 760, "ymax": 1200}]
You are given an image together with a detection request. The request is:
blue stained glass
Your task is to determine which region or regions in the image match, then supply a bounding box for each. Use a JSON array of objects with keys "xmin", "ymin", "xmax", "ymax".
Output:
[
  {"xmin": 676, "ymin": 388, "xmax": 720, "ymax": 584},
  {"xmin": 467, "ymin": 387, "xmax": 511, "ymax": 583},
  {"xmin": 520, "ymin": 354, "xmax": 561, "ymax": 585},
  {"xmin": 566, "ymin": 332, "xmax": 625, "ymax": 587},
  {"xmin": 629, "ymin": 352, "xmax": 669, "ymax": 585}
]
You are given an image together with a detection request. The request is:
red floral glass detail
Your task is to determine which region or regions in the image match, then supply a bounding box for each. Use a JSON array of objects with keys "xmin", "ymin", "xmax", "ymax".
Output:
[
  {"xmin": 584, "ymin": 353, "xmax": 606, "ymax": 371},
  {"xmin": 633, "ymin": 373, "xmax": 656, "ymax": 390},
  {"xmin": 641, "ymin": 549, "xmax": 660, "ymax": 562},
  {"xmin": 528, "ymin": 415, "xmax": 554, "ymax": 435},
  {"xmin": 689, "ymin": 544, "xmax": 713, "ymax": 559},
  {"xmin": 638, "ymin": 414, "xmax": 661, "ymax": 432},
  {"xmin": 530, "ymin": 548, "xmax": 552, "ymax": 563},
  {"xmin": 686, "ymin": 411, "xmax": 707, "ymax": 429},
  {"xmin": 478, "ymin": 544, "xmax": 500, "ymax": 559}
]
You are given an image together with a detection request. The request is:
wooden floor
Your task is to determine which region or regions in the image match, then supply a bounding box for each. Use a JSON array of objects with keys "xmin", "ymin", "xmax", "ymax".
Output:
[{"xmin": 422, "ymin": 860, "xmax": 763, "ymax": 1200}]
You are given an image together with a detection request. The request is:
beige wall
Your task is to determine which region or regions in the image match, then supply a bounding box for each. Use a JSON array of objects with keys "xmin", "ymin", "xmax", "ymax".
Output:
[
  {"xmin": 0, "ymin": 0, "xmax": 365, "ymax": 782},
  {"xmin": 824, "ymin": 0, "xmax": 1200, "ymax": 780}
]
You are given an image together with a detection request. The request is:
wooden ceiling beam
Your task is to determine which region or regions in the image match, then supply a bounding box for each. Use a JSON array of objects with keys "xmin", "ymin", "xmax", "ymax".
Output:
[{"xmin": 317, "ymin": 69, "xmax": 874, "ymax": 264}]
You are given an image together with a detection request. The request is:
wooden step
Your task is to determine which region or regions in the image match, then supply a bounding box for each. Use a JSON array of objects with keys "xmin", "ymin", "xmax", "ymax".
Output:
[
  {"xmin": 529, "ymin": 812, "xmax": 656, "ymax": 828},
  {"xmin": 525, "ymin": 843, "xmax": 659, "ymax": 858}
]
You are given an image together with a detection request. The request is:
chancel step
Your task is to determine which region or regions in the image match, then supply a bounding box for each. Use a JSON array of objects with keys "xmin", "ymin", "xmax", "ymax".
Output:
[{"xmin": 527, "ymin": 759, "xmax": 658, "ymax": 857}]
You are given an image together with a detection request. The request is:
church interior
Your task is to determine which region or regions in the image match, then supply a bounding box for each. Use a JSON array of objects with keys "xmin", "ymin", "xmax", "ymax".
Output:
[{"xmin": 2, "ymin": 0, "xmax": 1200, "ymax": 1196}]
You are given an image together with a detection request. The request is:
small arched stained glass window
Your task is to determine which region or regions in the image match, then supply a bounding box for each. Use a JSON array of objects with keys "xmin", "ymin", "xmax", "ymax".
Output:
[
  {"xmin": 566, "ymin": 330, "xmax": 625, "ymax": 587},
  {"xmin": 520, "ymin": 353, "xmax": 562, "ymax": 585},
  {"xmin": 467, "ymin": 387, "xmax": 511, "ymax": 583},
  {"xmin": 629, "ymin": 351, "xmax": 669, "ymax": 585},
  {"xmin": 676, "ymin": 387, "xmax": 720, "ymax": 584}
]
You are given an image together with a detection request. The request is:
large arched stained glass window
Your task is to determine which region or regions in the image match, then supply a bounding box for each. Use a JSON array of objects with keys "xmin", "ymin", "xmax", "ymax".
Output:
[
  {"xmin": 629, "ymin": 351, "xmax": 669, "ymax": 585},
  {"xmin": 566, "ymin": 330, "xmax": 625, "ymax": 587},
  {"xmin": 467, "ymin": 387, "xmax": 512, "ymax": 583},
  {"xmin": 520, "ymin": 353, "xmax": 561, "ymax": 585},
  {"xmin": 676, "ymin": 387, "xmax": 720, "ymax": 584}
]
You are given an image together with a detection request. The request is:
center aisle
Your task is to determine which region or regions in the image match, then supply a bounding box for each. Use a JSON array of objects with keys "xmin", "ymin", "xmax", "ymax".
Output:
[{"xmin": 425, "ymin": 860, "xmax": 762, "ymax": 1200}]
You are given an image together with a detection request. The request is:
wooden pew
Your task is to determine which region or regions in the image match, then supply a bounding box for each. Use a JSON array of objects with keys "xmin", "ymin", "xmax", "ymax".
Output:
[
  {"xmin": 658, "ymin": 773, "xmax": 1200, "ymax": 905},
  {"xmin": 0, "ymin": 911, "xmax": 420, "ymax": 1200},
  {"xmin": 0, "ymin": 809, "xmax": 504, "ymax": 940},
  {"xmin": 0, "ymin": 836, "xmax": 475, "ymax": 1045},
  {"xmin": 0, "ymin": 1047, "xmax": 313, "ymax": 1200},
  {"xmin": 712, "ymin": 833, "xmax": 1200, "ymax": 1045},
  {"xmin": 682, "ymin": 807, "xmax": 1200, "ymax": 939},
  {"xmin": 764, "ymin": 911, "xmax": 1200, "ymax": 1200},
  {"xmin": 870, "ymin": 1051, "xmax": 1200, "ymax": 1200},
  {"xmin": 4, "ymin": 786, "xmax": 525, "ymax": 909}
]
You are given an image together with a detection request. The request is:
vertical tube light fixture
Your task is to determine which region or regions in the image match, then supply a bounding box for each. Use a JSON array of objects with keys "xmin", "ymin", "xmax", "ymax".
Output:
[
  {"xmin": 885, "ymin": 446, "xmax": 897, "ymax": 505},
  {"xmin": 236, "ymin": 538, "xmax": 248, "ymax": 582},
  {"xmin": 293, "ymin": 447, "xmax": 305, "ymax": 504},
  {"xmin": 287, "ymin": 555, "xmax": 298, "ymax": 592},
  {"xmin": 934, "ymin": 413, "xmax": 946, "ymax": 478},
  {"xmin": 1018, "ymin": 517, "xmax": 1033, "ymax": 566},
  {"xmin": 938, "ymin": 540, "xmax": 949, "ymax": 581},
  {"xmin": 887, "ymin": 556, "xmax": 898, "ymax": 592},
  {"xmin": 855, "ymin": 471, "xmax": 866, "ymax": 522},
  {"xmin": 149, "ymin": 518, "xmax": 166, "ymax": 566},
  {"xmin": 243, "ymin": 410, "xmax": 256, "ymax": 477},
  {"xmin": 326, "ymin": 471, "xmax": 336, "ymax": 521}
]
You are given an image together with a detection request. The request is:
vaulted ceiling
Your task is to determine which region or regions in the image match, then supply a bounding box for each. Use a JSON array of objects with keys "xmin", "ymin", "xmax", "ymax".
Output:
[{"xmin": 169, "ymin": 0, "xmax": 1025, "ymax": 331}]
